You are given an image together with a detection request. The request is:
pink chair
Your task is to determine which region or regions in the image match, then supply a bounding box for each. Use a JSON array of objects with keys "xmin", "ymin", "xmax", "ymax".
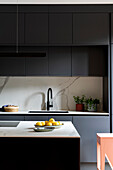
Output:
[{"xmin": 97, "ymin": 133, "xmax": 113, "ymax": 170}]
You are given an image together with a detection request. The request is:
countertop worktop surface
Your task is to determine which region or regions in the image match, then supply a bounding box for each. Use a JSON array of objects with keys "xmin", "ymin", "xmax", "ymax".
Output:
[
  {"xmin": 0, "ymin": 121, "xmax": 80, "ymax": 138},
  {"xmin": 0, "ymin": 0, "xmax": 113, "ymax": 4},
  {"xmin": 0, "ymin": 110, "xmax": 109, "ymax": 116}
]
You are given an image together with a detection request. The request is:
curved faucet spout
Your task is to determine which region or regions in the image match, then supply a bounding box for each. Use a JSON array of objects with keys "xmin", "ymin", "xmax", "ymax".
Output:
[{"xmin": 47, "ymin": 88, "xmax": 53, "ymax": 111}]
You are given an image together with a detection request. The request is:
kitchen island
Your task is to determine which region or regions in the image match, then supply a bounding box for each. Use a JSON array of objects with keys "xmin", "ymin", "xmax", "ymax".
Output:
[{"xmin": 0, "ymin": 121, "xmax": 80, "ymax": 170}]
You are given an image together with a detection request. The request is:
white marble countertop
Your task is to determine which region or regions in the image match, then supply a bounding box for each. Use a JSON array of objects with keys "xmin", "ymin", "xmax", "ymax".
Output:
[
  {"xmin": 0, "ymin": 110, "xmax": 109, "ymax": 116},
  {"xmin": 0, "ymin": 121, "xmax": 80, "ymax": 138},
  {"xmin": 0, "ymin": 0, "xmax": 113, "ymax": 4}
]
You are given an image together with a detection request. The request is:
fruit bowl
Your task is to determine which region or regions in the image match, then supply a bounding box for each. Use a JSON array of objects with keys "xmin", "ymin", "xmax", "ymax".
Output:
[
  {"xmin": 34, "ymin": 124, "xmax": 63, "ymax": 129},
  {"xmin": 34, "ymin": 118, "xmax": 64, "ymax": 130}
]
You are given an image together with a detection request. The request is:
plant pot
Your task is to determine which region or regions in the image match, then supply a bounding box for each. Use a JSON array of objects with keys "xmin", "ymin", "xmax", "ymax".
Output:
[
  {"xmin": 87, "ymin": 104, "xmax": 97, "ymax": 112},
  {"xmin": 76, "ymin": 104, "xmax": 84, "ymax": 111}
]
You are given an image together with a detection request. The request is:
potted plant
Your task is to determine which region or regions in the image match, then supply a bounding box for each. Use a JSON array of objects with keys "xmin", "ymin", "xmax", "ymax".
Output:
[
  {"xmin": 85, "ymin": 97, "xmax": 100, "ymax": 112},
  {"xmin": 73, "ymin": 95, "xmax": 85, "ymax": 111}
]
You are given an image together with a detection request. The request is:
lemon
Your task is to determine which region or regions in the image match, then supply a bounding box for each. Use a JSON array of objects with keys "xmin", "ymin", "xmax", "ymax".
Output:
[
  {"xmin": 49, "ymin": 118, "xmax": 55, "ymax": 122},
  {"xmin": 58, "ymin": 121, "xmax": 62, "ymax": 125},
  {"xmin": 36, "ymin": 122, "xmax": 42, "ymax": 126},
  {"xmin": 52, "ymin": 122, "xmax": 59, "ymax": 126},
  {"xmin": 41, "ymin": 122, "xmax": 45, "ymax": 126},
  {"xmin": 46, "ymin": 122, "xmax": 52, "ymax": 126},
  {"xmin": 45, "ymin": 121, "xmax": 49, "ymax": 125}
]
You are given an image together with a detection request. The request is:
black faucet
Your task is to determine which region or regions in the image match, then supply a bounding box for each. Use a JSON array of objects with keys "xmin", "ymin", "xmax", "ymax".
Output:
[{"xmin": 47, "ymin": 88, "xmax": 53, "ymax": 111}]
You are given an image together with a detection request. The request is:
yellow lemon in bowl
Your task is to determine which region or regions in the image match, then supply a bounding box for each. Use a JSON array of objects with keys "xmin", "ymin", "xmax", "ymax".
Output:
[
  {"xmin": 46, "ymin": 122, "xmax": 52, "ymax": 126},
  {"xmin": 49, "ymin": 118, "xmax": 55, "ymax": 122},
  {"xmin": 41, "ymin": 122, "xmax": 45, "ymax": 126},
  {"xmin": 52, "ymin": 122, "xmax": 59, "ymax": 126},
  {"xmin": 36, "ymin": 122, "xmax": 42, "ymax": 126},
  {"xmin": 45, "ymin": 121, "xmax": 49, "ymax": 125},
  {"xmin": 58, "ymin": 121, "xmax": 62, "ymax": 125}
]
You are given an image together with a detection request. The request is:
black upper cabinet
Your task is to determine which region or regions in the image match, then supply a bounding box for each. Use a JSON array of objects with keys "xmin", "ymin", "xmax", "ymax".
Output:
[
  {"xmin": 18, "ymin": 6, "xmax": 48, "ymax": 45},
  {"xmin": 0, "ymin": 6, "xmax": 17, "ymax": 45},
  {"xmin": 24, "ymin": 13, "xmax": 48, "ymax": 44},
  {"xmin": 72, "ymin": 46, "xmax": 108, "ymax": 76},
  {"xmin": 0, "ymin": 57, "xmax": 25, "ymax": 76},
  {"xmin": 73, "ymin": 13, "xmax": 109, "ymax": 45},
  {"xmin": 49, "ymin": 14, "xmax": 72, "ymax": 44},
  {"xmin": 49, "ymin": 47, "xmax": 71, "ymax": 76},
  {"xmin": 24, "ymin": 47, "xmax": 48, "ymax": 76},
  {"xmin": 72, "ymin": 47, "xmax": 89, "ymax": 76}
]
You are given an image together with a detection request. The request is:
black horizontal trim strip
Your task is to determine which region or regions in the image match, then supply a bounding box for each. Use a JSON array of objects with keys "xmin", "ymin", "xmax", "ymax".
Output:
[{"xmin": 0, "ymin": 52, "xmax": 46, "ymax": 57}]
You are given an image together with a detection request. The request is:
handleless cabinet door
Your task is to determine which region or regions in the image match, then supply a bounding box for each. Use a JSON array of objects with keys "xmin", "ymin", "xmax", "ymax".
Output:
[
  {"xmin": 49, "ymin": 47, "xmax": 71, "ymax": 76},
  {"xmin": 72, "ymin": 47, "xmax": 89, "ymax": 76},
  {"xmin": 26, "ymin": 47, "xmax": 48, "ymax": 76},
  {"xmin": 25, "ymin": 116, "xmax": 48, "ymax": 121},
  {"xmin": 0, "ymin": 57, "xmax": 25, "ymax": 76},
  {"xmin": 73, "ymin": 116, "xmax": 110, "ymax": 162},
  {"xmin": 24, "ymin": 13, "xmax": 48, "ymax": 45},
  {"xmin": 0, "ymin": 6, "xmax": 17, "ymax": 45},
  {"xmin": 49, "ymin": 13, "xmax": 72, "ymax": 44},
  {"xmin": 73, "ymin": 13, "xmax": 109, "ymax": 45},
  {"xmin": 0, "ymin": 116, "xmax": 24, "ymax": 121},
  {"xmin": 72, "ymin": 46, "xmax": 108, "ymax": 76}
]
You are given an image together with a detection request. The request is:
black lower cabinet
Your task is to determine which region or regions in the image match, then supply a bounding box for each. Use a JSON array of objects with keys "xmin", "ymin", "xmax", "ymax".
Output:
[{"xmin": 0, "ymin": 137, "xmax": 80, "ymax": 170}]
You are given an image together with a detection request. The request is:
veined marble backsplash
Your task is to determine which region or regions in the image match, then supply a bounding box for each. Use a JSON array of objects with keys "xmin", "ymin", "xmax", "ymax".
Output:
[{"xmin": 0, "ymin": 77, "xmax": 103, "ymax": 111}]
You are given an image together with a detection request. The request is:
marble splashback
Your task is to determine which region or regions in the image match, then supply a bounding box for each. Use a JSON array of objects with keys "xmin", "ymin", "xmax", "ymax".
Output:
[{"xmin": 0, "ymin": 77, "xmax": 103, "ymax": 111}]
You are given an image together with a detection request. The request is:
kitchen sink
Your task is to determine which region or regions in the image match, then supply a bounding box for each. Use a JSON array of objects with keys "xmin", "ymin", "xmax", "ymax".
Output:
[
  {"xmin": 0, "ymin": 121, "xmax": 20, "ymax": 127},
  {"xmin": 28, "ymin": 110, "xmax": 69, "ymax": 113}
]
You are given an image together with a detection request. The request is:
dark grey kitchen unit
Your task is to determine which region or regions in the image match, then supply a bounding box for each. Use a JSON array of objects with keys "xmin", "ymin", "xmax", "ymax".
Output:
[
  {"xmin": 26, "ymin": 57, "xmax": 48, "ymax": 76},
  {"xmin": 72, "ymin": 47, "xmax": 89, "ymax": 76},
  {"xmin": 24, "ymin": 116, "xmax": 48, "ymax": 121},
  {"xmin": 73, "ymin": 13, "xmax": 109, "ymax": 45},
  {"xmin": 72, "ymin": 46, "xmax": 108, "ymax": 76},
  {"xmin": 49, "ymin": 47, "xmax": 71, "ymax": 76},
  {"xmin": 0, "ymin": 116, "xmax": 24, "ymax": 121},
  {"xmin": 0, "ymin": 5, "xmax": 111, "ymax": 77},
  {"xmin": 0, "ymin": 5, "xmax": 17, "ymax": 45},
  {"xmin": 18, "ymin": 47, "xmax": 48, "ymax": 76},
  {"xmin": 48, "ymin": 116, "xmax": 72, "ymax": 121},
  {"xmin": 0, "ymin": 57, "xmax": 25, "ymax": 76},
  {"xmin": 49, "ymin": 13, "xmax": 72, "ymax": 44},
  {"xmin": 18, "ymin": 5, "xmax": 48, "ymax": 45},
  {"xmin": 25, "ymin": 116, "xmax": 72, "ymax": 121},
  {"xmin": 24, "ymin": 13, "xmax": 48, "ymax": 44},
  {"xmin": 73, "ymin": 116, "xmax": 110, "ymax": 162}
]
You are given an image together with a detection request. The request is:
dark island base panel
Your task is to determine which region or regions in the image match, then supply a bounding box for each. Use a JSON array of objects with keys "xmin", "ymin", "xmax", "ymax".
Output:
[{"xmin": 0, "ymin": 138, "xmax": 80, "ymax": 170}]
